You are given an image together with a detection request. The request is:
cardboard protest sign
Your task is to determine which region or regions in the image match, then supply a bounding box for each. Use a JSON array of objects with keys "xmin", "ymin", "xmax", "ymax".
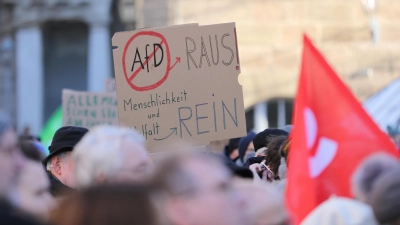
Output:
[
  {"xmin": 112, "ymin": 23, "xmax": 246, "ymax": 151},
  {"xmin": 62, "ymin": 89, "xmax": 119, "ymax": 128}
]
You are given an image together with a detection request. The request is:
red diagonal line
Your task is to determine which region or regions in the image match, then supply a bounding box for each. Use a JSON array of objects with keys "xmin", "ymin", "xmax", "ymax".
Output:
[
  {"xmin": 128, "ymin": 40, "xmax": 165, "ymax": 83},
  {"xmin": 170, "ymin": 58, "xmax": 180, "ymax": 70}
]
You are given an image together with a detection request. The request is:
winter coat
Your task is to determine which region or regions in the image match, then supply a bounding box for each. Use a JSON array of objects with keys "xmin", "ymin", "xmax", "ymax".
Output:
[{"xmin": 0, "ymin": 201, "xmax": 44, "ymax": 225}]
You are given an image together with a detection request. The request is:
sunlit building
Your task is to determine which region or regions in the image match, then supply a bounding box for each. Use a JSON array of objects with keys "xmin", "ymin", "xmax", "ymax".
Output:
[{"xmin": 0, "ymin": 0, "xmax": 399, "ymax": 136}]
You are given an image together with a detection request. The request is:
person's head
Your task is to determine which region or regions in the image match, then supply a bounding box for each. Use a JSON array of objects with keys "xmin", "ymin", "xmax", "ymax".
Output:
[
  {"xmin": 224, "ymin": 137, "xmax": 241, "ymax": 161},
  {"xmin": 0, "ymin": 114, "xmax": 24, "ymax": 203},
  {"xmin": 217, "ymin": 153, "xmax": 254, "ymax": 179},
  {"xmin": 238, "ymin": 132, "xmax": 256, "ymax": 164},
  {"xmin": 19, "ymin": 139, "xmax": 45, "ymax": 162},
  {"xmin": 301, "ymin": 197, "xmax": 378, "ymax": 225},
  {"xmin": 264, "ymin": 136, "xmax": 287, "ymax": 181},
  {"xmin": 16, "ymin": 160, "xmax": 54, "ymax": 221},
  {"xmin": 369, "ymin": 166, "xmax": 400, "ymax": 225},
  {"xmin": 73, "ymin": 125, "xmax": 150, "ymax": 188},
  {"xmin": 44, "ymin": 126, "xmax": 89, "ymax": 188},
  {"xmin": 252, "ymin": 129, "xmax": 288, "ymax": 152},
  {"xmin": 152, "ymin": 153, "xmax": 247, "ymax": 225},
  {"xmin": 351, "ymin": 153, "xmax": 399, "ymax": 203},
  {"xmin": 50, "ymin": 184, "xmax": 161, "ymax": 225},
  {"xmin": 233, "ymin": 179, "xmax": 288, "ymax": 225}
]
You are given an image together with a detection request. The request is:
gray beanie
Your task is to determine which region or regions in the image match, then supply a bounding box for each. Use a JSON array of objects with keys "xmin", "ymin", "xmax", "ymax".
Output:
[
  {"xmin": 369, "ymin": 166, "xmax": 400, "ymax": 224},
  {"xmin": 351, "ymin": 153, "xmax": 399, "ymax": 203}
]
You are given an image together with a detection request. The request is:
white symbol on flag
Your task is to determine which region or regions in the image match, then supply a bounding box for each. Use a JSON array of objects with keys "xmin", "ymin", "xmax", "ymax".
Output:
[{"xmin": 304, "ymin": 108, "xmax": 338, "ymax": 178}]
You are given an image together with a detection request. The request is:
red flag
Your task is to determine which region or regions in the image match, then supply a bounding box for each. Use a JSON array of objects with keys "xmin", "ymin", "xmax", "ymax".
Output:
[{"xmin": 286, "ymin": 35, "xmax": 399, "ymax": 224}]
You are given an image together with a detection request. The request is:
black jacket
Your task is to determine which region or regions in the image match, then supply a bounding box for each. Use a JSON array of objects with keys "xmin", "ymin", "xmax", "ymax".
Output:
[
  {"xmin": 0, "ymin": 201, "xmax": 44, "ymax": 225},
  {"xmin": 47, "ymin": 172, "xmax": 74, "ymax": 198}
]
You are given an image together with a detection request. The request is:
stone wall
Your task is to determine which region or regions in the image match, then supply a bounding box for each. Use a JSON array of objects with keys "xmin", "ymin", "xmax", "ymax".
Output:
[
  {"xmin": 142, "ymin": 0, "xmax": 169, "ymax": 28},
  {"xmin": 160, "ymin": 0, "xmax": 400, "ymax": 109}
]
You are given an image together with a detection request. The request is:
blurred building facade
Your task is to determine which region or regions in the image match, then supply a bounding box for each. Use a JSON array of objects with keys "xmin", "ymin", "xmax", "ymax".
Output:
[
  {"xmin": 0, "ymin": 0, "xmax": 144, "ymax": 134},
  {"xmin": 0, "ymin": 0, "xmax": 399, "ymax": 135}
]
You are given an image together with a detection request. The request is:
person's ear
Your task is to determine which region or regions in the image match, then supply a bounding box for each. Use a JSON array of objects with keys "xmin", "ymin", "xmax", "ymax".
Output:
[
  {"xmin": 165, "ymin": 198, "xmax": 191, "ymax": 225},
  {"xmin": 51, "ymin": 156, "xmax": 62, "ymax": 175}
]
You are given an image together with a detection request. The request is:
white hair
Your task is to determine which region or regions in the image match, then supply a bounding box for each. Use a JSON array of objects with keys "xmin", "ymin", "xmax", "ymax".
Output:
[
  {"xmin": 72, "ymin": 125, "xmax": 145, "ymax": 188},
  {"xmin": 46, "ymin": 152, "xmax": 69, "ymax": 172}
]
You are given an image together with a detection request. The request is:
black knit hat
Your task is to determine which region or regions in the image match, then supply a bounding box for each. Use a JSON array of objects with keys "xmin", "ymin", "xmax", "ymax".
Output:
[
  {"xmin": 253, "ymin": 129, "xmax": 289, "ymax": 151},
  {"xmin": 42, "ymin": 126, "xmax": 89, "ymax": 165}
]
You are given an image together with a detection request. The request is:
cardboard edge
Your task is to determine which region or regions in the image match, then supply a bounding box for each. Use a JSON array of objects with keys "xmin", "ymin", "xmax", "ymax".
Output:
[
  {"xmin": 198, "ymin": 22, "xmax": 236, "ymax": 28},
  {"xmin": 111, "ymin": 23, "xmax": 199, "ymax": 47}
]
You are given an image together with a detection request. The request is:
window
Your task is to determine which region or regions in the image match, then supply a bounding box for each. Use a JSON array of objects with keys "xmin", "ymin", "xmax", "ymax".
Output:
[
  {"xmin": 43, "ymin": 22, "xmax": 88, "ymax": 122},
  {"xmin": 245, "ymin": 107, "xmax": 254, "ymax": 132},
  {"xmin": 267, "ymin": 101, "xmax": 278, "ymax": 128},
  {"xmin": 246, "ymin": 98, "xmax": 294, "ymax": 132}
]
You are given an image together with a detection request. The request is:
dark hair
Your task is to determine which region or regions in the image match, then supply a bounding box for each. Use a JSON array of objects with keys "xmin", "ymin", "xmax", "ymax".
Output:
[
  {"xmin": 225, "ymin": 137, "xmax": 241, "ymax": 156},
  {"xmin": 50, "ymin": 184, "xmax": 160, "ymax": 225},
  {"xmin": 19, "ymin": 139, "xmax": 44, "ymax": 162},
  {"xmin": 253, "ymin": 129, "xmax": 289, "ymax": 151},
  {"xmin": 264, "ymin": 136, "xmax": 287, "ymax": 175},
  {"xmin": 19, "ymin": 135, "xmax": 41, "ymax": 142}
]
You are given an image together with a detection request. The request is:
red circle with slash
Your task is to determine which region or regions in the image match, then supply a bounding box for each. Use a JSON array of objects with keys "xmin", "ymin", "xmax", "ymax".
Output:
[{"xmin": 122, "ymin": 31, "xmax": 171, "ymax": 92}]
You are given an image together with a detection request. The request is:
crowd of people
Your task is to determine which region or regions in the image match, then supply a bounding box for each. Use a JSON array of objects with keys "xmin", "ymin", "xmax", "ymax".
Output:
[{"xmin": 0, "ymin": 113, "xmax": 399, "ymax": 225}]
